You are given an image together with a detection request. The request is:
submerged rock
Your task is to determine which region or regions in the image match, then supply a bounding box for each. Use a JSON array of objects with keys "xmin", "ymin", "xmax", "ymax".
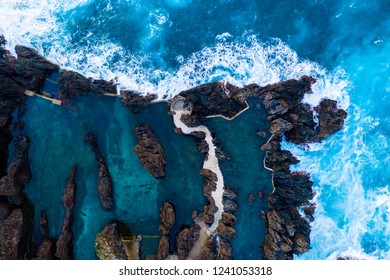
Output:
[
  {"xmin": 85, "ymin": 132, "xmax": 113, "ymax": 211},
  {"xmin": 95, "ymin": 223, "xmax": 128, "ymax": 260},
  {"xmin": 134, "ymin": 125, "xmax": 166, "ymax": 178}
]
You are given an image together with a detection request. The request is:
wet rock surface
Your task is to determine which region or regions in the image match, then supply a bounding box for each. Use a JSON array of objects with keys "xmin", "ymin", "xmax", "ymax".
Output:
[
  {"xmin": 85, "ymin": 132, "xmax": 113, "ymax": 211},
  {"xmin": 57, "ymin": 70, "xmax": 116, "ymax": 104},
  {"xmin": 95, "ymin": 223, "xmax": 128, "ymax": 260},
  {"xmin": 256, "ymin": 77, "xmax": 347, "ymax": 260},
  {"xmin": 178, "ymin": 82, "xmax": 248, "ymax": 119},
  {"xmin": 157, "ymin": 201, "xmax": 175, "ymax": 260},
  {"xmin": 55, "ymin": 166, "xmax": 77, "ymax": 260},
  {"xmin": 0, "ymin": 136, "xmax": 31, "ymax": 260},
  {"xmin": 176, "ymin": 225, "xmax": 200, "ymax": 260},
  {"xmin": 134, "ymin": 124, "xmax": 166, "ymax": 178},
  {"xmin": 121, "ymin": 91, "xmax": 157, "ymax": 113}
]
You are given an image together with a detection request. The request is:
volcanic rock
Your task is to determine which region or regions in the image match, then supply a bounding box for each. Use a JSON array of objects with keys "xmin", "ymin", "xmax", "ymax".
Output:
[
  {"xmin": 55, "ymin": 166, "xmax": 77, "ymax": 260},
  {"xmin": 85, "ymin": 132, "xmax": 113, "ymax": 211},
  {"xmin": 95, "ymin": 223, "xmax": 128, "ymax": 260},
  {"xmin": 134, "ymin": 125, "xmax": 166, "ymax": 178},
  {"xmin": 121, "ymin": 91, "xmax": 157, "ymax": 113}
]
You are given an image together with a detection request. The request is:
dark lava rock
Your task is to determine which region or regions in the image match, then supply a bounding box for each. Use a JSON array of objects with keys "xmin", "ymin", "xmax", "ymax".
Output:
[
  {"xmin": 157, "ymin": 201, "xmax": 175, "ymax": 260},
  {"xmin": 13, "ymin": 45, "xmax": 59, "ymax": 93},
  {"xmin": 134, "ymin": 125, "xmax": 166, "ymax": 178},
  {"xmin": 121, "ymin": 91, "xmax": 157, "ymax": 113},
  {"xmin": 55, "ymin": 166, "xmax": 77, "ymax": 260},
  {"xmin": 36, "ymin": 210, "xmax": 53, "ymax": 260},
  {"xmin": 178, "ymin": 82, "xmax": 248, "ymax": 119},
  {"xmin": 85, "ymin": 132, "xmax": 113, "ymax": 211},
  {"xmin": 176, "ymin": 225, "xmax": 200, "ymax": 260},
  {"xmin": 0, "ymin": 203, "xmax": 10, "ymax": 222},
  {"xmin": 159, "ymin": 201, "xmax": 175, "ymax": 235},
  {"xmin": 39, "ymin": 210, "xmax": 49, "ymax": 241},
  {"xmin": 157, "ymin": 235, "xmax": 170, "ymax": 260},
  {"xmin": 95, "ymin": 223, "xmax": 128, "ymax": 260},
  {"xmin": 257, "ymin": 77, "xmax": 346, "ymax": 260},
  {"xmin": 0, "ymin": 135, "xmax": 31, "ymax": 200},
  {"xmin": 37, "ymin": 240, "xmax": 53, "ymax": 260},
  {"xmin": 0, "ymin": 209, "xmax": 23, "ymax": 259},
  {"xmin": 197, "ymin": 235, "xmax": 217, "ymax": 260},
  {"xmin": 314, "ymin": 99, "xmax": 347, "ymax": 140},
  {"xmin": 57, "ymin": 70, "xmax": 116, "ymax": 104}
]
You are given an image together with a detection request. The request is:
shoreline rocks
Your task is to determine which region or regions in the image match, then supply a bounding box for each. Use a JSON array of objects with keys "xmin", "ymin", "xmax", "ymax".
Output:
[
  {"xmin": 134, "ymin": 125, "xmax": 166, "ymax": 178},
  {"xmin": 255, "ymin": 77, "xmax": 347, "ymax": 259},
  {"xmin": 85, "ymin": 132, "xmax": 113, "ymax": 211},
  {"xmin": 0, "ymin": 135, "xmax": 31, "ymax": 260}
]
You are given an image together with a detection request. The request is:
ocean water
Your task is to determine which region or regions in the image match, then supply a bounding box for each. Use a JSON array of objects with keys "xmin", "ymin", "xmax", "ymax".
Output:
[{"xmin": 1, "ymin": 0, "xmax": 389, "ymax": 259}]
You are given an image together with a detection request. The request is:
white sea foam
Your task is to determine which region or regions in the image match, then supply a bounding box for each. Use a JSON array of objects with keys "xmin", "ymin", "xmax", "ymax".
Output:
[
  {"xmin": 286, "ymin": 102, "xmax": 390, "ymax": 260},
  {"xmin": 0, "ymin": 0, "xmax": 349, "ymax": 102}
]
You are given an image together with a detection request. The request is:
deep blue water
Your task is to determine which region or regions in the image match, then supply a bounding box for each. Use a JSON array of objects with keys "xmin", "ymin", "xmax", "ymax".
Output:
[{"xmin": 1, "ymin": 0, "xmax": 389, "ymax": 259}]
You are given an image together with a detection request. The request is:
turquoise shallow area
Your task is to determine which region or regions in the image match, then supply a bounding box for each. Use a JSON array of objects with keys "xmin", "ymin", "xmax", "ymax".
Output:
[
  {"xmin": 206, "ymin": 98, "xmax": 272, "ymax": 259},
  {"xmin": 21, "ymin": 95, "xmax": 205, "ymax": 259}
]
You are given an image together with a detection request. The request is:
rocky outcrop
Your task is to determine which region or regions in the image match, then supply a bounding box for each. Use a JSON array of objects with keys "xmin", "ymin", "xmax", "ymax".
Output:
[
  {"xmin": 57, "ymin": 70, "xmax": 116, "ymax": 104},
  {"xmin": 157, "ymin": 201, "xmax": 175, "ymax": 260},
  {"xmin": 0, "ymin": 208, "xmax": 24, "ymax": 259},
  {"xmin": 217, "ymin": 186, "xmax": 238, "ymax": 260},
  {"xmin": 0, "ymin": 135, "xmax": 31, "ymax": 260},
  {"xmin": 0, "ymin": 135, "xmax": 31, "ymax": 200},
  {"xmin": 36, "ymin": 211, "xmax": 53, "ymax": 260},
  {"xmin": 256, "ymin": 77, "xmax": 347, "ymax": 260},
  {"xmin": 178, "ymin": 82, "xmax": 248, "ymax": 119},
  {"xmin": 314, "ymin": 99, "xmax": 347, "ymax": 140},
  {"xmin": 134, "ymin": 125, "xmax": 166, "ymax": 178},
  {"xmin": 121, "ymin": 91, "xmax": 157, "ymax": 114},
  {"xmin": 85, "ymin": 132, "xmax": 113, "ymax": 211},
  {"xmin": 55, "ymin": 166, "xmax": 77, "ymax": 260},
  {"xmin": 95, "ymin": 223, "xmax": 128, "ymax": 260},
  {"xmin": 176, "ymin": 224, "xmax": 200, "ymax": 260}
]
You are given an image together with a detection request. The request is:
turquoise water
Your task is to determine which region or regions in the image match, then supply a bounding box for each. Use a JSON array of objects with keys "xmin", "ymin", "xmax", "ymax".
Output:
[
  {"xmin": 1, "ymin": 0, "xmax": 390, "ymax": 259},
  {"xmin": 206, "ymin": 98, "xmax": 272, "ymax": 259},
  {"xmin": 21, "ymin": 95, "xmax": 205, "ymax": 259}
]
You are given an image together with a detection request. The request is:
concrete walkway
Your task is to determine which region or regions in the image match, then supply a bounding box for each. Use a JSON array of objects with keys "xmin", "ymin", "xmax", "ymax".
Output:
[{"xmin": 171, "ymin": 97, "xmax": 225, "ymax": 259}]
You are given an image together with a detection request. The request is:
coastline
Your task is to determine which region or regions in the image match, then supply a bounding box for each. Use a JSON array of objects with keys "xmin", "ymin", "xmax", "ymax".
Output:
[{"xmin": 0, "ymin": 38, "xmax": 346, "ymax": 260}]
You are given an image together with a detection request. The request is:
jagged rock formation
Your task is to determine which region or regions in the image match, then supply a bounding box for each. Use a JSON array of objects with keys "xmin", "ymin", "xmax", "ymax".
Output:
[
  {"xmin": 0, "ymin": 135, "xmax": 31, "ymax": 260},
  {"xmin": 176, "ymin": 224, "xmax": 201, "ymax": 260},
  {"xmin": 121, "ymin": 91, "xmax": 157, "ymax": 113},
  {"xmin": 134, "ymin": 125, "xmax": 166, "ymax": 178},
  {"xmin": 36, "ymin": 211, "xmax": 53, "ymax": 260},
  {"xmin": 157, "ymin": 201, "xmax": 175, "ymax": 260},
  {"xmin": 95, "ymin": 223, "xmax": 128, "ymax": 260},
  {"xmin": 57, "ymin": 70, "xmax": 116, "ymax": 104},
  {"xmin": 256, "ymin": 76, "xmax": 347, "ymax": 259},
  {"xmin": 0, "ymin": 36, "xmax": 56, "ymax": 177},
  {"xmin": 55, "ymin": 166, "xmax": 77, "ymax": 260},
  {"xmin": 178, "ymin": 82, "xmax": 248, "ymax": 119},
  {"xmin": 85, "ymin": 132, "xmax": 113, "ymax": 211}
]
